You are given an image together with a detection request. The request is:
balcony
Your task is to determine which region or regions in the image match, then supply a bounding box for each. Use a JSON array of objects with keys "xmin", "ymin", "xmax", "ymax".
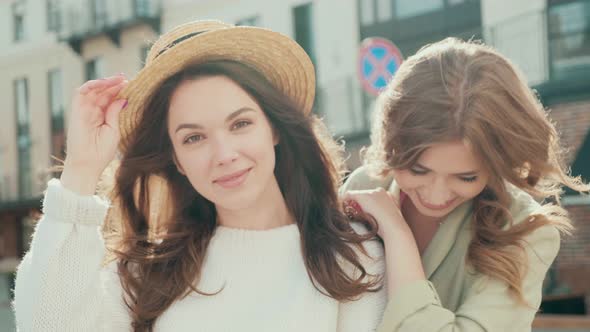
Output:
[
  {"xmin": 542, "ymin": 0, "xmax": 590, "ymax": 104},
  {"xmin": 0, "ymin": 172, "xmax": 46, "ymax": 211},
  {"xmin": 485, "ymin": 3, "xmax": 590, "ymax": 105},
  {"xmin": 358, "ymin": 0, "xmax": 482, "ymax": 57},
  {"xmin": 58, "ymin": 0, "xmax": 162, "ymax": 55}
]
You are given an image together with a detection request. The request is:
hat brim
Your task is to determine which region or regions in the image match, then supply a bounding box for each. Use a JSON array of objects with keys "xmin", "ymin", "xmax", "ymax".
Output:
[{"xmin": 118, "ymin": 26, "xmax": 316, "ymax": 152}]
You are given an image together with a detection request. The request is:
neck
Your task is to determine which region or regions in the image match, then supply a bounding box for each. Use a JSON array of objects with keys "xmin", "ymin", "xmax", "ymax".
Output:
[
  {"xmin": 216, "ymin": 176, "xmax": 293, "ymax": 230},
  {"xmin": 401, "ymin": 196, "xmax": 443, "ymax": 255},
  {"xmin": 401, "ymin": 196, "xmax": 442, "ymax": 230}
]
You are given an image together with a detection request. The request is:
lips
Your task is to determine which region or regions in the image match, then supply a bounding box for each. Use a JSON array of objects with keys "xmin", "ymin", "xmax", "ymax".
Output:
[
  {"xmin": 213, "ymin": 168, "xmax": 252, "ymax": 189},
  {"xmin": 416, "ymin": 192, "xmax": 457, "ymax": 211}
]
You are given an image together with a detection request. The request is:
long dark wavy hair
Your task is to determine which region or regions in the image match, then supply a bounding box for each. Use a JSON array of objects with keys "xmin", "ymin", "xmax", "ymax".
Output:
[{"xmin": 100, "ymin": 60, "xmax": 380, "ymax": 331}]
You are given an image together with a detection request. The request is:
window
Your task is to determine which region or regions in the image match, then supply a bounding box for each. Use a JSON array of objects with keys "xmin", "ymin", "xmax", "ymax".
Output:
[
  {"xmin": 47, "ymin": 0, "xmax": 60, "ymax": 32},
  {"xmin": 86, "ymin": 57, "xmax": 104, "ymax": 80},
  {"xmin": 0, "ymin": 273, "xmax": 14, "ymax": 307},
  {"xmin": 548, "ymin": 0, "xmax": 590, "ymax": 80},
  {"xmin": 48, "ymin": 69, "xmax": 65, "ymax": 161},
  {"xmin": 377, "ymin": 0, "xmax": 393, "ymax": 22},
  {"xmin": 0, "ymin": 150, "xmax": 5, "ymax": 201},
  {"xmin": 360, "ymin": 0, "xmax": 476, "ymax": 26},
  {"xmin": 394, "ymin": 0, "xmax": 443, "ymax": 19},
  {"xmin": 293, "ymin": 3, "xmax": 316, "ymax": 65},
  {"xmin": 140, "ymin": 45, "xmax": 150, "ymax": 68},
  {"xmin": 91, "ymin": 0, "xmax": 107, "ymax": 30},
  {"xmin": 360, "ymin": 0, "xmax": 375, "ymax": 26},
  {"xmin": 14, "ymin": 78, "xmax": 32, "ymax": 198},
  {"xmin": 134, "ymin": 0, "xmax": 151, "ymax": 17},
  {"xmin": 236, "ymin": 16, "xmax": 260, "ymax": 27},
  {"xmin": 12, "ymin": 2, "xmax": 26, "ymax": 42}
]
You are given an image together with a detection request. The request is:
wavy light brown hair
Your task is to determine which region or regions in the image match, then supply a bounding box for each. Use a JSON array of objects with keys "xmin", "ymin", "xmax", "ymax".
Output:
[
  {"xmin": 100, "ymin": 61, "xmax": 380, "ymax": 331},
  {"xmin": 364, "ymin": 38, "xmax": 589, "ymax": 305}
]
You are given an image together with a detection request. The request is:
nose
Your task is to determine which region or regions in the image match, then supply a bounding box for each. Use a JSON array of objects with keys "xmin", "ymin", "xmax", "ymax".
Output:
[
  {"xmin": 422, "ymin": 177, "xmax": 453, "ymax": 204},
  {"xmin": 212, "ymin": 136, "xmax": 238, "ymax": 166}
]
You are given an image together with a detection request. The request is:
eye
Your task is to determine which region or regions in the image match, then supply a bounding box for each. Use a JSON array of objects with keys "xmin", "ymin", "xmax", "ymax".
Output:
[
  {"xmin": 409, "ymin": 167, "xmax": 428, "ymax": 175},
  {"xmin": 459, "ymin": 176, "xmax": 478, "ymax": 183},
  {"xmin": 183, "ymin": 134, "xmax": 204, "ymax": 145},
  {"xmin": 232, "ymin": 120, "xmax": 252, "ymax": 130}
]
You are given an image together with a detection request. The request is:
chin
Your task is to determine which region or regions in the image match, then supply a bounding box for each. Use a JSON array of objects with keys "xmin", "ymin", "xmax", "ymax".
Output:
[
  {"xmin": 413, "ymin": 198, "xmax": 464, "ymax": 218},
  {"xmin": 214, "ymin": 191, "xmax": 257, "ymax": 211},
  {"xmin": 416, "ymin": 206, "xmax": 454, "ymax": 218}
]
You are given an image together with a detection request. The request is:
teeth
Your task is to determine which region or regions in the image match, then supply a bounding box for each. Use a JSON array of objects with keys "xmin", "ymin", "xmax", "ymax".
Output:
[{"xmin": 419, "ymin": 193, "xmax": 454, "ymax": 207}]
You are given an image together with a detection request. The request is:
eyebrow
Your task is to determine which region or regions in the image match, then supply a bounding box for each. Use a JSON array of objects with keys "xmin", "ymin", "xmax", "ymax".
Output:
[
  {"xmin": 174, "ymin": 107, "xmax": 256, "ymax": 133},
  {"xmin": 414, "ymin": 163, "xmax": 479, "ymax": 176}
]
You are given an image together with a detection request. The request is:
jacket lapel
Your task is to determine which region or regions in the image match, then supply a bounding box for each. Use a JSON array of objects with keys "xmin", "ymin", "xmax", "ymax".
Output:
[
  {"xmin": 387, "ymin": 180, "xmax": 473, "ymax": 279},
  {"xmin": 421, "ymin": 201, "xmax": 472, "ymax": 279}
]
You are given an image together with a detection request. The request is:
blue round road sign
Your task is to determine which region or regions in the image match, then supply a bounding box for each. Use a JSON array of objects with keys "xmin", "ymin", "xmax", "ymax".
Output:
[{"xmin": 358, "ymin": 37, "xmax": 403, "ymax": 96}]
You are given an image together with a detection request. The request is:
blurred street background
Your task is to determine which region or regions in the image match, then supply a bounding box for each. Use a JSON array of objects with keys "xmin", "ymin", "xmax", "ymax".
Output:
[{"xmin": 0, "ymin": 0, "xmax": 589, "ymax": 331}]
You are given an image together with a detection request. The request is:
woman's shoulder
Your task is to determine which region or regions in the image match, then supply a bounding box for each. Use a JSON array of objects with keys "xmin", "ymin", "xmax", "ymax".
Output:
[
  {"xmin": 506, "ymin": 184, "xmax": 541, "ymax": 220},
  {"xmin": 340, "ymin": 165, "xmax": 394, "ymax": 193},
  {"xmin": 506, "ymin": 185, "xmax": 557, "ymax": 228},
  {"xmin": 505, "ymin": 184, "xmax": 561, "ymax": 250},
  {"xmin": 348, "ymin": 222, "xmax": 385, "ymax": 264}
]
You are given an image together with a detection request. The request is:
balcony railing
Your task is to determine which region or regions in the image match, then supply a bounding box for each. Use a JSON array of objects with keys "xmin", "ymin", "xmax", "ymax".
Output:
[
  {"xmin": 485, "ymin": 10, "xmax": 550, "ymax": 86},
  {"xmin": 485, "ymin": 5, "xmax": 590, "ymax": 89},
  {"xmin": 359, "ymin": 0, "xmax": 482, "ymax": 56},
  {"xmin": 57, "ymin": 0, "xmax": 162, "ymax": 54},
  {"xmin": 0, "ymin": 172, "xmax": 47, "ymax": 209}
]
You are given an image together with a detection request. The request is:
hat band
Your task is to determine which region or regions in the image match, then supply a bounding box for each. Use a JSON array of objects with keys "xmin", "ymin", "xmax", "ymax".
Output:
[{"xmin": 155, "ymin": 31, "xmax": 206, "ymax": 58}]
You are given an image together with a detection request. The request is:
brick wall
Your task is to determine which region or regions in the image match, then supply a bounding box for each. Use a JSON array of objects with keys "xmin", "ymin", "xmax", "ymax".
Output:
[
  {"xmin": 547, "ymin": 100, "xmax": 590, "ymax": 305},
  {"xmin": 555, "ymin": 204, "xmax": 590, "ymax": 296},
  {"xmin": 547, "ymin": 100, "xmax": 590, "ymax": 163},
  {"xmin": 0, "ymin": 216, "xmax": 18, "ymax": 259}
]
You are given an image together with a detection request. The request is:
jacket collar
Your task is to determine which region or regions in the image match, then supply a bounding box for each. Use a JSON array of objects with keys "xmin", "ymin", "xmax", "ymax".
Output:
[{"xmin": 387, "ymin": 180, "xmax": 473, "ymax": 279}]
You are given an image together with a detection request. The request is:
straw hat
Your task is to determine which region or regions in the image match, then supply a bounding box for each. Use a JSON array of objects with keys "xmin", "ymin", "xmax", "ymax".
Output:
[{"xmin": 118, "ymin": 20, "xmax": 316, "ymax": 153}]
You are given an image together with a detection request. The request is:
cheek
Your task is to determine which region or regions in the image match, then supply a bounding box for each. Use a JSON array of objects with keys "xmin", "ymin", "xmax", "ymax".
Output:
[
  {"xmin": 178, "ymin": 151, "xmax": 211, "ymax": 189},
  {"xmin": 246, "ymin": 127, "xmax": 277, "ymax": 166},
  {"xmin": 452, "ymin": 181, "xmax": 487, "ymax": 200},
  {"xmin": 253, "ymin": 142, "xmax": 276, "ymax": 175},
  {"xmin": 254, "ymin": 135, "xmax": 275, "ymax": 155},
  {"xmin": 394, "ymin": 170, "xmax": 426, "ymax": 191}
]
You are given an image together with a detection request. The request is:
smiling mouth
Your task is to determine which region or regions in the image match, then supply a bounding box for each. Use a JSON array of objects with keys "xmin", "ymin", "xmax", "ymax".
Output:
[
  {"xmin": 213, "ymin": 168, "xmax": 252, "ymax": 189},
  {"xmin": 416, "ymin": 193, "xmax": 457, "ymax": 210}
]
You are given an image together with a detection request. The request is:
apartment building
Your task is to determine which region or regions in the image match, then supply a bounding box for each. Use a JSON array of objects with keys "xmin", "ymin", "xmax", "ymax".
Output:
[
  {"xmin": 0, "ymin": 0, "xmax": 162, "ymax": 328},
  {"xmin": 0, "ymin": 0, "xmax": 588, "ymax": 330}
]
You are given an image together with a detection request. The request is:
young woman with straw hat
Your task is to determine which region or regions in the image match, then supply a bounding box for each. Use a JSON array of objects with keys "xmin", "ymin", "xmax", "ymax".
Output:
[
  {"xmin": 14, "ymin": 21, "xmax": 387, "ymax": 331},
  {"xmin": 341, "ymin": 38, "xmax": 589, "ymax": 331}
]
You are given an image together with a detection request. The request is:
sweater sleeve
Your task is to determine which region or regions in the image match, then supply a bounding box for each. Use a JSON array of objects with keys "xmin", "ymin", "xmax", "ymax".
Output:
[
  {"xmin": 337, "ymin": 223, "xmax": 388, "ymax": 332},
  {"xmin": 377, "ymin": 222, "xmax": 560, "ymax": 332},
  {"xmin": 13, "ymin": 178, "xmax": 131, "ymax": 332},
  {"xmin": 340, "ymin": 166, "xmax": 392, "ymax": 195}
]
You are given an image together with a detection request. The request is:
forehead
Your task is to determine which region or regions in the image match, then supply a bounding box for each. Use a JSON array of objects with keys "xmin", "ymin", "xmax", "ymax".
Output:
[
  {"xmin": 417, "ymin": 140, "xmax": 483, "ymax": 173},
  {"xmin": 167, "ymin": 75, "xmax": 261, "ymax": 125}
]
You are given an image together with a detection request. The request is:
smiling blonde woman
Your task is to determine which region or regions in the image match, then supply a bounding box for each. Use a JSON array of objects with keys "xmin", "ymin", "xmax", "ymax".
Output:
[{"xmin": 341, "ymin": 38, "xmax": 589, "ymax": 332}]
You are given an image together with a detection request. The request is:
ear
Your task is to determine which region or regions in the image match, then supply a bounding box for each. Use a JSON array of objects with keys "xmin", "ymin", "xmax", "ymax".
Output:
[
  {"xmin": 172, "ymin": 153, "xmax": 186, "ymax": 176},
  {"xmin": 272, "ymin": 126, "xmax": 280, "ymax": 146}
]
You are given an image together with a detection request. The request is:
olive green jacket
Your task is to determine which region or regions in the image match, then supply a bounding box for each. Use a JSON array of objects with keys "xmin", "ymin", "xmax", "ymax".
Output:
[{"xmin": 341, "ymin": 166, "xmax": 561, "ymax": 332}]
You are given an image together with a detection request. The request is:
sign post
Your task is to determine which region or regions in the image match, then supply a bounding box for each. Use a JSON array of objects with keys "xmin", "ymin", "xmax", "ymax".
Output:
[{"xmin": 358, "ymin": 37, "xmax": 403, "ymax": 97}]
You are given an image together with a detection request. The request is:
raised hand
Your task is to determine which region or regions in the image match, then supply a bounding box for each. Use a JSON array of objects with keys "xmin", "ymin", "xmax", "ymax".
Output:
[{"xmin": 60, "ymin": 74, "xmax": 128, "ymax": 195}]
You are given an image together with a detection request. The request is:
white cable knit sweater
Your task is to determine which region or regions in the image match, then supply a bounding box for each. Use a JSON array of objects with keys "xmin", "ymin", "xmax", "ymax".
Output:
[{"xmin": 14, "ymin": 179, "xmax": 387, "ymax": 331}]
